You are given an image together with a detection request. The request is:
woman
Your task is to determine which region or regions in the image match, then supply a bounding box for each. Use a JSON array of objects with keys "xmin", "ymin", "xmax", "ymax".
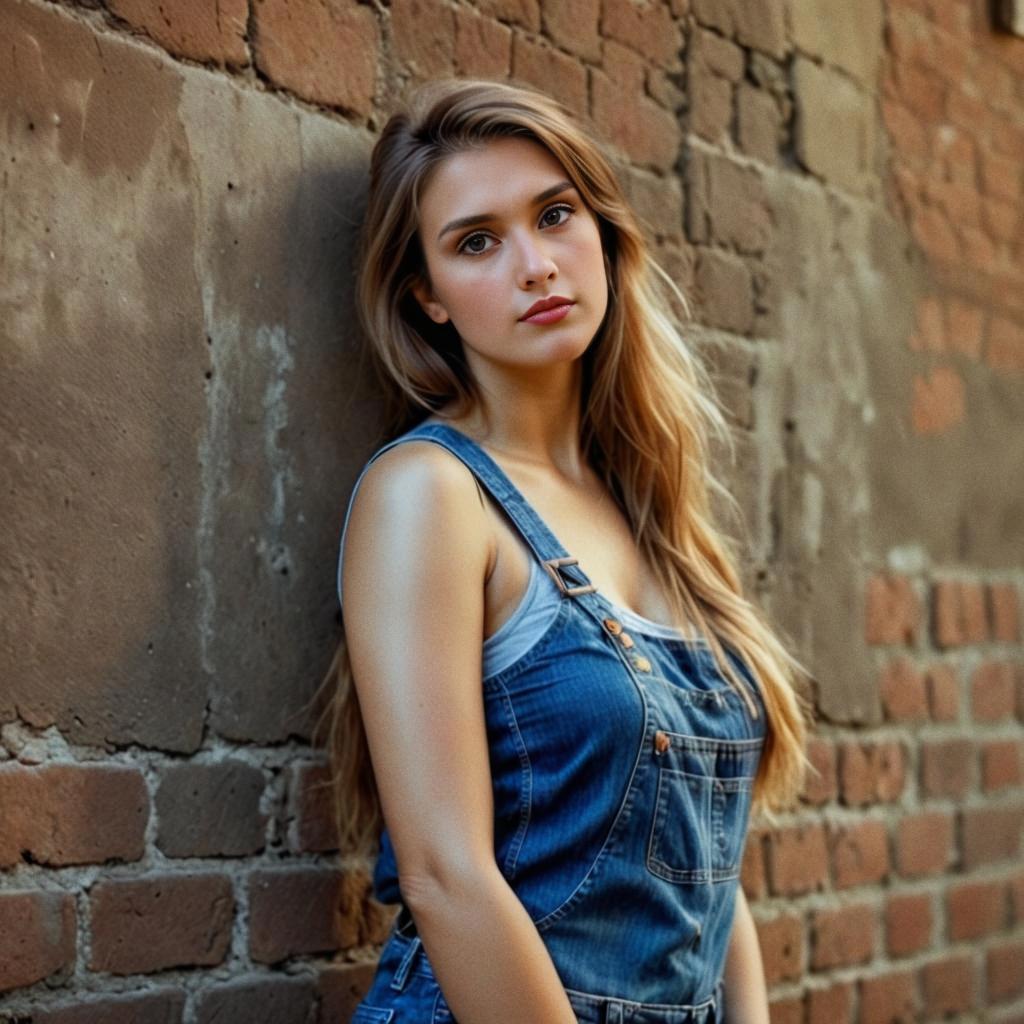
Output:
[{"xmin": 321, "ymin": 77, "xmax": 809, "ymax": 1024}]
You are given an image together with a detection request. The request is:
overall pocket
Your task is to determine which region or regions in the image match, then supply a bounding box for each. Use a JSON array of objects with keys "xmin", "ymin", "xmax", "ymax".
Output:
[{"xmin": 645, "ymin": 729, "xmax": 760, "ymax": 885}]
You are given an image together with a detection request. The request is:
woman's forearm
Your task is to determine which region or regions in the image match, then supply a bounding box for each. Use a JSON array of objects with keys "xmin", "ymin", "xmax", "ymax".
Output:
[
  {"xmin": 722, "ymin": 886, "xmax": 770, "ymax": 1024},
  {"xmin": 402, "ymin": 863, "xmax": 578, "ymax": 1024}
]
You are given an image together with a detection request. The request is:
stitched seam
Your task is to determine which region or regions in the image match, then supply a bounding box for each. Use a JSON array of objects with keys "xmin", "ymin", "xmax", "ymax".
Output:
[
  {"xmin": 493, "ymin": 677, "xmax": 533, "ymax": 880},
  {"xmin": 531, "ymin": 661, "xmax": 650, "ymax": 932}
]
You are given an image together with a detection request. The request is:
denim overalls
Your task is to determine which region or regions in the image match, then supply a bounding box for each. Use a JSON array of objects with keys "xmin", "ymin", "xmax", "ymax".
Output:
[{"xmin": 339, "ymin": 422, "xmax": 766, "ymax": 1024}]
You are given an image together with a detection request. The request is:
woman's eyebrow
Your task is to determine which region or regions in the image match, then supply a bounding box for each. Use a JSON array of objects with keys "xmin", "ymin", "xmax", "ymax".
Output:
[{"xmin": 437, "ymin": 180, "xmax": 577, "ymax": 241}]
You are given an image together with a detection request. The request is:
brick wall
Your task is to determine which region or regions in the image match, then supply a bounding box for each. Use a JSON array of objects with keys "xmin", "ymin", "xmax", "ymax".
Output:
[{"xmin": 1, "ymin": 0, "xmax": 1021, "ymax": 1021}]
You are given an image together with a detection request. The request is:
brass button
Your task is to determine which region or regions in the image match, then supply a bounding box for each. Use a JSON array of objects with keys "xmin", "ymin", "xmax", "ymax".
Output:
[
  {"xmin": 633, "ymin": 655, "xmax": 652, "ymax": 673},
  {"xmin": 618, "ymin": 632, "xmax": 634, "ymax": 649},
  {"xmin": 654, "ymin": 730, "xmax": 671, "ymax": 754},
  {"xmin": 603, "ymin": 617, "xmax": 623, "ymax": 635}
]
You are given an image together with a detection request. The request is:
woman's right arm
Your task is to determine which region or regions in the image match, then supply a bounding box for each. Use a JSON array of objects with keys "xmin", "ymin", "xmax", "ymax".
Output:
[{"xmin": 342, "ymin": 442, "xmax": 578, "ymax": 1024}]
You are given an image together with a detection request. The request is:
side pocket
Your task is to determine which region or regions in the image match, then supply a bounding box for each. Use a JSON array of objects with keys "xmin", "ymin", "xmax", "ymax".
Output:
[{"xmin": 350, "ymin": 1006, "xmax": 395, "ymax": 1024}]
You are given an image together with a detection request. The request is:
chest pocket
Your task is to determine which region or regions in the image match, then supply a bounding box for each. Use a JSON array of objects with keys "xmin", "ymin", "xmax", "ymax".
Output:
[{"xmin": 645, "ymin": 729, "xmax": 761, "ymax": 885}]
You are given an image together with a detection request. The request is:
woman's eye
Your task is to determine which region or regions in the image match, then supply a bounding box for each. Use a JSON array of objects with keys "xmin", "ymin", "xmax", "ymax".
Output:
[{"xmin": 457, "ymin": 203, "xmax": 575, "ymax": 256}]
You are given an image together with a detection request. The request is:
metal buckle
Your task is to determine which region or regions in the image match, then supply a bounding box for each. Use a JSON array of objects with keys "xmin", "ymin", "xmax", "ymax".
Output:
[{"xmin": 542, "ymin": 556, "xmax": 597, "ymax": 597}]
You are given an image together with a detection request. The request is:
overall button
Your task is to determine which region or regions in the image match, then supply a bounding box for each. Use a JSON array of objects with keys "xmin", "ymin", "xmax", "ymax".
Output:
[
  {"xmin": 618, "ymin": 631, "xmax": 635, "ymax": 649},
  {"xmin": 654, "ymin": 730, "xmax": 671, "ymax": 754},
  {"xmin": 602, "ymin": 617, "xmax": 623, "ymax": 635},
  {"xmin": 632, "ymin": 654, "xmax": 651, "ymax": 673}
]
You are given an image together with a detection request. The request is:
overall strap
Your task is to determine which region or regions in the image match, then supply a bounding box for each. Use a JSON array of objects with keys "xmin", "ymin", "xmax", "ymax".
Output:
[{"xmin": 335, "ymin": 420, "xmax": 598, "ymax": 610}]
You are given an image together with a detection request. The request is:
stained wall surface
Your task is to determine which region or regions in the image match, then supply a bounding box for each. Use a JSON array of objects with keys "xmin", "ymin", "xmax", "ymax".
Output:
[{"xmin": 1, "ymin": 0, "xmax": 1021, "ymax": 1021}]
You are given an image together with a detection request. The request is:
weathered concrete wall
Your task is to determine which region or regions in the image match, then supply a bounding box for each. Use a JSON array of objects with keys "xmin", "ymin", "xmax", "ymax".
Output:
[{"xmin": 0, "ymin": 0, "xmax": 1021, "ymax": 1021}]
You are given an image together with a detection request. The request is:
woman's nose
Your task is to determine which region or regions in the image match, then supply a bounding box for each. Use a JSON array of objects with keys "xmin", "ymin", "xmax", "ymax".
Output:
[{"xmin": 514, "ymin": 233, "xmax": 557, "ymax": 286}]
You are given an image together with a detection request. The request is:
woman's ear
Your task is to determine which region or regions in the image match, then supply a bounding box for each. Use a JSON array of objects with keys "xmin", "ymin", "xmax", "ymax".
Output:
[{"xmin": 410, "ymin": 276, "xmax": 450, "ymax": 325}]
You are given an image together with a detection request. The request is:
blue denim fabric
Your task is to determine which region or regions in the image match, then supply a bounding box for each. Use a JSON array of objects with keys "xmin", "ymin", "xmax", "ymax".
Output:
[{"xmin": 340, "ymin": 422, "xmax": 766, "ymax": 1024}]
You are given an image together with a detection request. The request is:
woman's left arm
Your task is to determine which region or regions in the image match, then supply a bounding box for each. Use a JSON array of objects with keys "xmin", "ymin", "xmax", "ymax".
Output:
[{"xmin": 721, "ymin": 884, "xmax": 770, "ymax": 1024}]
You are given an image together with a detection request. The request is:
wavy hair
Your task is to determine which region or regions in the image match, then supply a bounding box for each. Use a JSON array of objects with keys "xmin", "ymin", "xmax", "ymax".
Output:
[{"xmin": 314, "ymin": 77, "xmax": 810, "ymax": 861}]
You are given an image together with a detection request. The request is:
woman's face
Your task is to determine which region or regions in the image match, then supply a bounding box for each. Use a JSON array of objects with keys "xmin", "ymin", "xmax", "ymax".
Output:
[{"xmin": 410, "ymin": 136, "xmax": 609, "ymax": 377}]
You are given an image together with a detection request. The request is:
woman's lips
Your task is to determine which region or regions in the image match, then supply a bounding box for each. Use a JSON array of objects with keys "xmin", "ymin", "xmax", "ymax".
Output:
[{"xmin": 521, "ymin": 302, "xmax": 574, "ymax": 325}]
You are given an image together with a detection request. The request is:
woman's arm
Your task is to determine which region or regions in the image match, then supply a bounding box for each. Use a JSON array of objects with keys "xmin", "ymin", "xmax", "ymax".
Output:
[
  {"xmin": 721, "ymin": 885, "xmax": 770, "ymax": 1024},
  {"xmin": 342, "ymin": 442, "xmax": 578, "ymax": 1024}
]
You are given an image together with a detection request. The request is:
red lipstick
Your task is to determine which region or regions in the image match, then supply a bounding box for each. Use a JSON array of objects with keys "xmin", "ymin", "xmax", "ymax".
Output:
[{"xmin": 520, "ymin": 295, "xmax": 574, "ymax": 324}]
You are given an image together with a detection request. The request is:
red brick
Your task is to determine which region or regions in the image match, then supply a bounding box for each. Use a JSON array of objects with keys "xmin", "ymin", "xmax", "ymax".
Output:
[
  {"xmin": 811, "ymin": 903, "xmax": 875, "ymax": 970},
  {"xmin": 988, "ymin": 940, "xmax": 1024, "ymax": 1002},
  {"xmin": 156, "ymin": 761, "xmax": 267, "ymax": 858},
  {"xmin": 538, "ymin": 0, "xmax": 600, "ymax": 62},
  {"xmin": 829, "ymin": 819, "xmax": 890, "ymax": 889},
  {"xmin": 511, "ymin": 34, "xmax": 588, "ymax": 118},
  {"xmin": 768, "ymin": 996, "xmax": 802, "ymax": 1024},
  {"xmin": 913, "ymin": 364, "xmax": 966, "ymax": 436},
  {"xmin": 960, "ymin": 223, "xmax": 997, "ymax": 270},
  {"xmin": 859, "ymin": 970, "xmax": 918, "ymax": 1024},
  {"xmin": 249, "ymin": 867, "xmax": 342, "ymax": 964},
  {"xmin": 453, "ymin": 9, "xmax": 512, "ymax": 78},
  {"xmin": 754, "ymin": 913, "xmax": 803, "ymax": 984},
  {"xmin": 106, "ymin": 0, "xmax": 248, "ymax": 67},
  {"xmin": 1011, "ymin": 869, "xmax": 1024, "ymax": 924},
  {"xmin": 982, "ymin": 740, "xmax": 1023, "ymax": 792},
  {"xmin": 982, "ymin": 196, "xmax": 1019, "ymax": 244},
  {"xmin": 921, "ymin": 954, "xmax": 975, "ymax": 1016},
  {"xmin": 885, "ymin": 892, "xmax": 933, "ymax": 957},
  {"xmin": 591, "ymin": 42, "xmax": 680, "ymax": 171},
  {"xmin": 913, "ymin": 205, "xmax": 958, "ymax": 264},
  {"xmin": 806, "ymin": 982, "xmax": 853, "ymax": 1024},
  {"xmin": 741, "ymin": 827, "xmax": 767, "ymax": 901},
  {"xmin": 289, "ymin": 762, "xmax": 339, "ymax": 854},
  {"xmin": 0, "ymin": 764, "xmax": 148, "ymax": 868},
  {"xmin": 688, "ymin": 55, "xmax": 734, "ymax": 143},
  {"xmin": 89, "ymin": 873, "xmax": 233, "ymax": 974},
  {"xmin": 839, "ymin": 741, "xmax": 906, "ymax": 806},
  {"xmin": 920, "ymin": 738, "xmax": 973, "ymax": 798},
  {"xmin": 692, "ymin": 247, "xmax": 755, "ymax": 334},
  {"xmin": 933, "ymin": 579, "xmax": 989, "ymax": 647},
  {"xmin": 947, "ymin": 879, "xmax": 1007, "ymax": 940},
  {"xmin": 987, "ymin": 315, "xmax": 1024, "ymax": 372},
  {"xmin": 601, "ymin": 0, "xmax": 683, "ymax": 70},
  {"xmin": 686, "ymin": 150, "xmax": 772, "ymax": 254},
  {"xmin": 767, "ymin": 823, "xmax": 829, "ymax": 896},
  {"xmin": 946, "ymin": 297, "xmax": 985, "ymax": 359},
  {"xmin": 960, "ymin": 805, "xmax": 1024, "ymax": 868},
  {"xmin": 317, "ymin": 961, "xmax": 379, "ymax": 1024},
  {"xmin": 866, "ymin": 576, "xmax": 921, "ymax": 645},
  {"xmin": 896, "ymin": 812, "xmax": 954, "ymax": 877},
  {"xmin": 879, "ymin": 658, "xmax": 928, "ymax": 721},
  {"xmin": 925, "ymin": 176, "xmax": 981, "ymax": 227},
  {"xmin": 980, "ymin": 148, "xmax": 1023, "ymax": 203},
  {"xmin": 251, "ymin": 0, "xmax": 379, "ymax": 116},
  {"xmin": 802, "ymin": 738, "xmax": 837, "ymax": 806},
  {"xmin": 971, "ymin": 660, "xmax": 1018, "ymax": 721},
  {"xmin": 691, "ymin": 0, "xmax": 787, "ymax": 59},
  {"xmin": 195, "ymin": 976, "xmax": 317, "ymax": 1024},
  {"xmin": 33, "ymin": 991, "xmax": 185, "ymax": 1024},
  {"xmin": 390, "ymin": 0, "xmax": 455, "ymax": 80},
  {"xmin": 736, "ymin": 82, "xmax": 783, "ymax": 163},
  {"xmin": 991, "ymin": 585, "xmax": 1024, "ymax": 638},
  {"xmin": 0, "ymin": 891, "xmax": 76, "ymax": 994},
  {"xmin": 925, "ymin": 663, "xmax": 960, "ymax": 721},
  {"xmin": 473, "ymin": 0, "xmax": 540, "ymax": 32}
]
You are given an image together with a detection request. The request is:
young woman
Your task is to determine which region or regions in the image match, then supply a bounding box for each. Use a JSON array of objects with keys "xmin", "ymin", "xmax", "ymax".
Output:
[{"xmin": 321, "ymin": 77, "xmax": 809, "ymax": 1024}]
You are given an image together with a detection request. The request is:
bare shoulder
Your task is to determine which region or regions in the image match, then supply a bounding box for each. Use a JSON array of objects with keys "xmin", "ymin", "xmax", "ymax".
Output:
[
  {"xmin": 341, "ymin": 440, "xmax": 492, "ymax": 609},
  {"xmin": 351, "ymin": 439, "xmax": 485, "ymax": 533}
]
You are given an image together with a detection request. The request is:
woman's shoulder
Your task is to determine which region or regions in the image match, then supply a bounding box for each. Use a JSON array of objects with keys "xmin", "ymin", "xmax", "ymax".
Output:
[
  {"xmin": 340, "ymin": 435, "xmax": 492, "ymax": 610},
  {"xmin": 347, "ymin": 431, "xmax": 487, "ymax": 555}
]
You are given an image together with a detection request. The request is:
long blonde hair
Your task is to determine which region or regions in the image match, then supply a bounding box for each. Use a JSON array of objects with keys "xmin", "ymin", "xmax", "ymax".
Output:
[{"xmin": 315, "ymin": 77, "xmax": 810, "ymax": 860}]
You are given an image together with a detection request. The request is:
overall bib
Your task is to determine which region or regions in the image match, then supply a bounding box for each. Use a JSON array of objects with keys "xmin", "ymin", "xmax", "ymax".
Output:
[{"xmin": 338, "ymin": 422, "xmax": 766, "ymax": 1024}]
